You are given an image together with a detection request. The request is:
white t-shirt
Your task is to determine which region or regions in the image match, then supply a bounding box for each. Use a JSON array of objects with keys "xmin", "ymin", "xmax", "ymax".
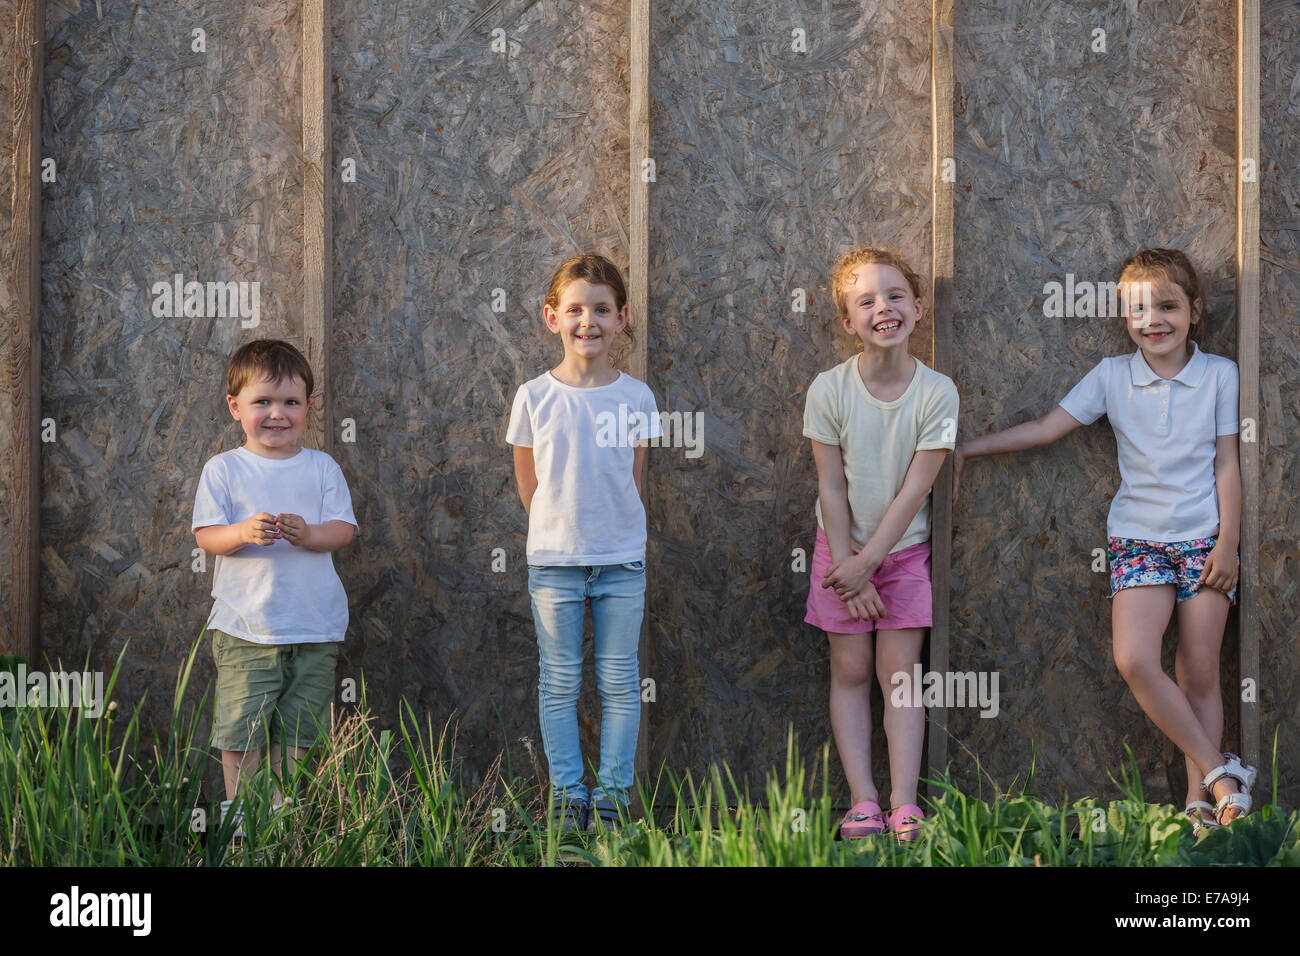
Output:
[
  {"xmin": 1058, "ymin": 342, "xmax": 1238, "ymax": 542},
  {"xmin": 803, "ymin": 355, "xmax": 959, "ymax": 553},
  {"xmin": 191, "ymin": 446, "xmax": 358, "ymax": 644},
  {"xmin": 506, "ymin": 370, "xmax": 661, "ymax": 565}
]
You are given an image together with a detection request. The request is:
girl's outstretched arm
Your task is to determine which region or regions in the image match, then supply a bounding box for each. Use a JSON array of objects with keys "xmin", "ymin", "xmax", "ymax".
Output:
[
  {"xmin": 1201, "ymin": 434, "xmax": 1241, "ymax": 593},
  {"xmin": 513, "ymin": 445, "xmax": 538, "ymax": 514},
  {"xmin": 952, "ymin": 405, "xmax": 1084, "ymax": 505}
]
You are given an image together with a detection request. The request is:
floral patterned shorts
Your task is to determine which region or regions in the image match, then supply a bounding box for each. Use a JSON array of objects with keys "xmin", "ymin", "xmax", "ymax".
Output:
[{"xmin": 1107, "ymin": 536, "xmax": 1237, "ymax": 605}]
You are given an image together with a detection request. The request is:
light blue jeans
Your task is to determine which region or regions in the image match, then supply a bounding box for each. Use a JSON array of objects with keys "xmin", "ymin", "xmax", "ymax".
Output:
[{"xmin": 527, "ymin": 561, "xmax": 645, "ymax": 807}]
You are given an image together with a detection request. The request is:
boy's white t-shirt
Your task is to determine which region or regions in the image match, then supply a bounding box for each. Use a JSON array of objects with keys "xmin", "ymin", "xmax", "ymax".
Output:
[
  {"xmin": 803, "ymin": 355, "xmax": 959, "ymax": 554},
  {"xmin": 506, "ymin": 370, "xmax": 661, "ymax": 565},
  {"xmin": 191, "ymin": 446, "xmax": 358, "ymax": 644}
]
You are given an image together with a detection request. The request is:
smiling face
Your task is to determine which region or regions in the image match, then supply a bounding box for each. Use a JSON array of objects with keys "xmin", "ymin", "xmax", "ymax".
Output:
[
  {"xmin": 1123, "ymin": 274, "xmax": 1200, "ymax": 361},
  {"xmin": 227, "ymin": 373, "xmax": 310, "ymax": 458},
  {"xmin": 543, "ymin": 279, "xmax": 628, "ymax": 363},
  {"xmin": 840, "ymin": 262, "xmax": 923, "ymax": 350}
]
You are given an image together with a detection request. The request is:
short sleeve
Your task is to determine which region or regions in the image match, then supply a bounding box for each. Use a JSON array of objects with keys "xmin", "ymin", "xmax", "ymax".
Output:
[
  {"xmin": 1215, "ymin": 360, "xmax": 1240, "ymax": 436},
  {"xmin": 321, "ymin": 456, "xmax": 359, "ymax": 529},
  {"xmin": 1058, "ymin": 361, "xmax": 1108, "ymax": 426},
  {"xmin": 916, "ymin": 375, "xmax": 960, "ymax": 451},
  {"xmin": 192, "ymin": 459, "xmax": 232, "ymax": 531},
  {"xmin": 505, "ymin": 385, "xmax": 533, "ymax": 447},
  {"xmin": 631, "ymin": 382, "xmax": 662, "ymax": 443},
  {"xmin": 802, "ymin": 373, "xmax": 840, "ymax": 445}
]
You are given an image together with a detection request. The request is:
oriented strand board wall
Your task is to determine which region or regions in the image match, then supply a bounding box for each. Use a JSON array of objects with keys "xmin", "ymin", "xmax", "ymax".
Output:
[
  {"xmin": 331, "ymin": 0, "xmax": 630, "ymax": 786},
  {"xmin": 1259, "ymin": 0, "xmax": 1299, "ymax": 805},
  {"xmin": 38, "ymin": 2, "xmax": 303, "ymax": 724},
  {"xmin": 646, "ymin": 1, "xmax": 932, "ymax": 784},
  {"xmin": 0, "ymin": 0, "xmax": 16, "ymax": 646},
  {"xmin": 20, "ymin": 0, "xmax": 1295, "ymax": 809},
  {"xmin": 949, "ymin": 1, "xmax": 1240, "ymax": 802}
]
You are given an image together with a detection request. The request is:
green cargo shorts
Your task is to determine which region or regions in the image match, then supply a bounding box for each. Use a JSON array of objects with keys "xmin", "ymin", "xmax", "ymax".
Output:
[{"xmin": 210, "ymin": 630, "xmax": 340, "ymax": 751}]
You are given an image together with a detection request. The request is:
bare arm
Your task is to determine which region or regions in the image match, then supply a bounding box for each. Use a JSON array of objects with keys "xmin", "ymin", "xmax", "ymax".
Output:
[
  {"xmin": 810, "ymin": 438, "xmax": 883, "ymax": 620},
  {"xmin": 809, "ymin": 439, "xmax": 856, "ymax": 564},
  {"xmin": 633, "ymin": 444, "xmax": 648, "ymax": 500},
  {"xmin": 1201, "ymin": 433, "xmax": 1241, "ymax": 592},
  {"xmin": 953, "ymin": 406, "xmax": 1085, "ymax": 505},
  {"xmin": 277, "ymin": 516, "xmax": 355, "ymax": 552},
  {"xmin": 858, "ymin": 448, "xmax": 950, "ymax": 571},
  {"xmin": 195, "ymin": 514, "xmax": 278, "ymax": 556},
  {"xmin": 513, "ymin": 445, "xmax": 538, "ymax": 514}
]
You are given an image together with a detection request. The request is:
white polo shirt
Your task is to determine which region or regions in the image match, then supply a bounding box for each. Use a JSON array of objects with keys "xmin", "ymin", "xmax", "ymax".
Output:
[{"xmin": 1058, "ymin": 342, "xmax": 1238, "ymax": 542}]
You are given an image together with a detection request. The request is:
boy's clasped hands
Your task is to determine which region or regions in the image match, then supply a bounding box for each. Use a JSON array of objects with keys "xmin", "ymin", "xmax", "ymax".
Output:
[
  {"xmin": 240, "ymin": 512, "xmax": 312, "ymax": 547},
  {"xmin": 822, "ymin": 547, "xmax": 887, "ymax": 621}
]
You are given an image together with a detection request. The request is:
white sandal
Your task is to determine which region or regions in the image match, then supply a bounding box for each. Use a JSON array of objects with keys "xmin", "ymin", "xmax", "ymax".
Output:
[
  {"xmin": 1201, "ymin": 752, "xmax": 1256, "ymax": 826},
  {"xmin": 1183, "ymin": 799, "xmax": 1220, "ymax": 836}
]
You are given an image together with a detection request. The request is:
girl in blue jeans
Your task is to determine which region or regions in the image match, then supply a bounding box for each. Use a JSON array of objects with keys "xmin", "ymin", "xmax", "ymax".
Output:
[{"xmin": 506, "ymin": 255, "xmax": 660, "ymax": 831}]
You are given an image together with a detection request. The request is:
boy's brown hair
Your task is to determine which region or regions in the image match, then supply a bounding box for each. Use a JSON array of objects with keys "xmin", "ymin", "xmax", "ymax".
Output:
[
  {"xmin": 830, "ymin": 247, "xmax": 924, "ymax": 319},
  {"xmin": 544, "ymin": 254, "xmax": 632, "ymax": 337},
  {"xmin": 226, "ymin": 339, "xmax": 314, "ymax": 399},
  {"xmin": 1117, "ymin": 248, "xmax": 1205, "ymax": 345}
]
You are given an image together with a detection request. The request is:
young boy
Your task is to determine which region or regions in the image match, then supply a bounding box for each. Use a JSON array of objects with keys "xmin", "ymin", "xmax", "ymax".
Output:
[{"xmin": 192, "ymin": 339, "xmax": 358, "ymax": 829}]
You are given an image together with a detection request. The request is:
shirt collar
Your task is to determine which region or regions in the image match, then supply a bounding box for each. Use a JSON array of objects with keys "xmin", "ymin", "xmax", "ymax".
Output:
[{"xmin": 1129, "ymin": 340, "xmax": 1207, "ymax": 387}]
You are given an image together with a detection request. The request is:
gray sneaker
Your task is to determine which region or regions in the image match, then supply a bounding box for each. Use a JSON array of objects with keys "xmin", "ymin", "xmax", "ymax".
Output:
[
  {"xmin": 552, "ymin": 796, "xmax": 588, "ymax": 832},
  {"xmin": 585, "ymin": 795, "xmax": 625, "ymax": 831}
]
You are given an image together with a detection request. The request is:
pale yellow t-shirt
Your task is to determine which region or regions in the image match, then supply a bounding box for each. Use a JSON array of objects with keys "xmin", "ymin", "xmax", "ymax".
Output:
[{"xmin": 803, "ymin": 354, "xmax": 959, "ymax": 553}]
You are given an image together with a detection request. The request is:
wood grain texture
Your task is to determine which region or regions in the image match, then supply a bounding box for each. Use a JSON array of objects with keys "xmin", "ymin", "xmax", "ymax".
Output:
[
  {"xmin": 928, "ymin": 0, "xmax": 954, "ymax": 794},
  {"xmin": 630, "ymin": 0, "xmax": 651, "ymax": 784},
  {"xmin": 647, "ymin": 0, "xmax": 932, "ymax": 794},
  {"xmin": 950, "ymin": 1, "xmax": 1239, "ymax": 802},
  {"xmin": 1235, "ymin": 0, "xmax": 1260, "ymax": 774},
  {"xmin": 303, "ymin": 0, "xmax": 331, "ymax": 454},
  {"xmin": 5, "ymin": 0, "xmax": 42, "ymax": 664},
  {"xmin": 1258, "ymin": 0, "xmax": 1299, "ymax": 806},
  {"xmin": 0, "ymin": 0, "xmax": 13, "ymax": 653}
]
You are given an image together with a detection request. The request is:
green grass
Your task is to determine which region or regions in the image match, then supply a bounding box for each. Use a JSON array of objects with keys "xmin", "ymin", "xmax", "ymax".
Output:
[{"xmin": 0, "ymin": 645, "xmax": 1295, "ymax": 866}]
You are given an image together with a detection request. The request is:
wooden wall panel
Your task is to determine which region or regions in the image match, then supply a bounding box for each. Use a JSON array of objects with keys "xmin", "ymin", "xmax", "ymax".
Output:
[
  {"xmin": 950, "ymin": 1, "xmax": 1239, "ymax": 801},
  {"xmin": 647, "ymin": 1, "xmax": 933, "ymax": 788},
  {"xmin": 330, "ymin": 0, "xmax": 630, "ymax": 788},
  {"xmin": 1258, "ymin": 0, "xmax": 1299, "ymax": 805},
  {"xmin": 39, "ymin": 2, "xmax": 304, "ymax": 718}
]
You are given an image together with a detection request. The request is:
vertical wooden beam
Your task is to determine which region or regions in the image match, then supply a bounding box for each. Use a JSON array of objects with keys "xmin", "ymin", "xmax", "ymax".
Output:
[
  {"xmin": 1235, "ymin": 0, "xmax": 1260, "ymax": 770},
  {"xmin": 5, "ymin": 0, "xmax": 44, "ymax": 664},
  {"xmin": 303, "ymin": 0, "xmax": 332, "ymax": 454},
  {"xmin": 629, "ymin": 0, "xmax": 652, "ymax": 785},
  {"xmin": 926, "ymin": 0, "xmax": 955, "ymax": 796}
]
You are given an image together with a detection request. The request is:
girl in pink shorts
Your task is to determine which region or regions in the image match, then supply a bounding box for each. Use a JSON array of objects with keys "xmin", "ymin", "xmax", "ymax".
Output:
[{"xmin": 803, "ymin": 248, "xmax": 959, "ymax": 841}]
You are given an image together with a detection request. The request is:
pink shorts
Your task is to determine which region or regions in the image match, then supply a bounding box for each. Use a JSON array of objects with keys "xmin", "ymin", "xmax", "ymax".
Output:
[{"xmin": 804, "ymin": 527, "xmax": 933, "ymax": 634}]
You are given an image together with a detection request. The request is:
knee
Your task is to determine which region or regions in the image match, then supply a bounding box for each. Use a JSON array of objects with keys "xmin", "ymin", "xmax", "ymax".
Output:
[
  {"xmin": 1112, "ymin": 645, "xmax": 1157, "ymax": 686},
  {"xmin": 1179, "ymin": 658, "xmax": 1219, "ymax": 698},
  {"xmin": 831, "ymin": 658, "xmax": 873, "ymax": 688},
  {"xmin": 538, "ymin": 662, "xmax": 581, "ymax": 700}
]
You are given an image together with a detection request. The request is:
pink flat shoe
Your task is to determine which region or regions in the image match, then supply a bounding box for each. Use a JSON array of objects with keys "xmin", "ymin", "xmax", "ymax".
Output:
[
  {"xmin": 839, "ymin": 799, "xmax": 886, "ymax": 838},
  {"xmin": 889, "ymin": 803, "xmax": 925, "ymax": 842}
]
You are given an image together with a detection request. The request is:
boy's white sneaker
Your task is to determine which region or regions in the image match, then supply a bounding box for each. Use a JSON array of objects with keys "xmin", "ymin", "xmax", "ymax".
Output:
[{"xmin": 219, "ymin": 799, "xmax": 246, "ymax": 838}]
